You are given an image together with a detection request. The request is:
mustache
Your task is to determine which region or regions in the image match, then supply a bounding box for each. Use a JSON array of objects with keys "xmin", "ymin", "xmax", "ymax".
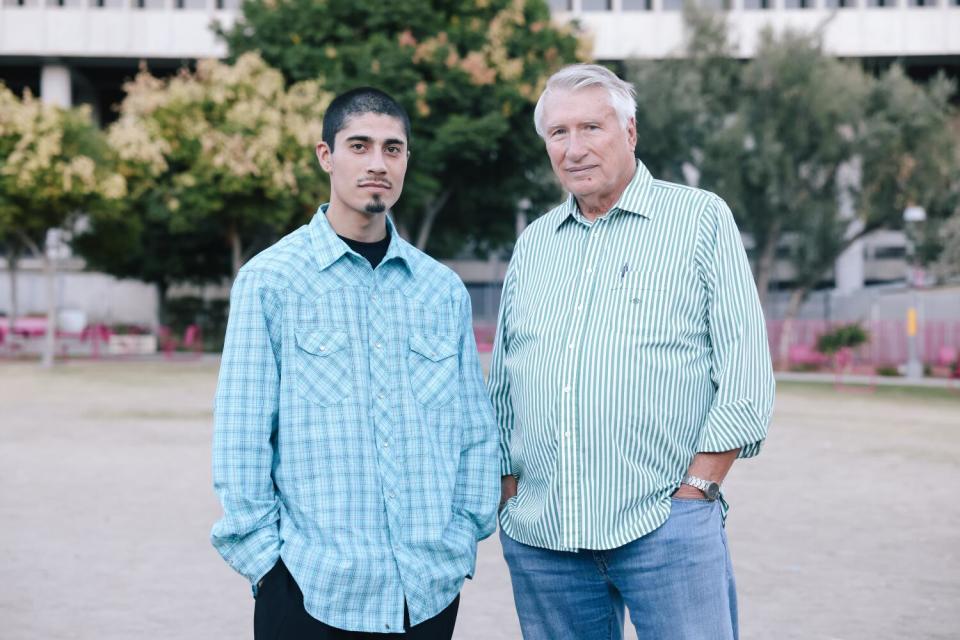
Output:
[{"xmin": 357, "ymin": 180, "xmax": 392, "ymax": 188}]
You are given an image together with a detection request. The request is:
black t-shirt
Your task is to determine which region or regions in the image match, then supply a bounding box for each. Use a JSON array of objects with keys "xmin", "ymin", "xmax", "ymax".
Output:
[{"xmin": 338, "ymin": 231, "xmax": 391, "ymax": 270}]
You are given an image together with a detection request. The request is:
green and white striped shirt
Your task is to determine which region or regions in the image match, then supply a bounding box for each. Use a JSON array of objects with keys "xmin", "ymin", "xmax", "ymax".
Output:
[{"xmin": 489, "ymin": 161, "xmax": 775, "ymax": 551}]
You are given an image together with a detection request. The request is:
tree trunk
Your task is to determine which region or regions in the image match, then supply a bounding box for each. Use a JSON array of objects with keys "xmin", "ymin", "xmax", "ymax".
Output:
[
  {"xmin": 753, "ymin": 221, "xmax": 782, "ymax": 310},
  {"xmin": 6, "ymin": 247, "xmax": 19, "ymax": 337},
  {"xmin": 228, "ymin": 226, "xmax": 243, "ymax": 280},
  {"xmin": 415, "ymin": 189, "xmax": 452, "ymax": 252},
  {"xmin": 156, "ymin": 280, "xmax": 169, "ymax": 328},
  {"xmin": 41, "ymin": 252, "xmax": 57, "ymax": 368},
  {"xmin": 776, "ymin": 287, "xmax": 809, "ymax": 369}
]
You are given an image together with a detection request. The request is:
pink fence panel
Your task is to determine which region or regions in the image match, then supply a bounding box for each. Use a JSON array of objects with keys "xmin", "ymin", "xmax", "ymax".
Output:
[{"xmin": 765, "ymin": 319, "xmax": 960, "ymax": 367}]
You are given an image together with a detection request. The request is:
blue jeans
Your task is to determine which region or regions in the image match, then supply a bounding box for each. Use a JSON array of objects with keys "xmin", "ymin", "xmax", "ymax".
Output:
[{"xmin": 500, "ymin": 498, "xmax": 738, "ymax": 640}]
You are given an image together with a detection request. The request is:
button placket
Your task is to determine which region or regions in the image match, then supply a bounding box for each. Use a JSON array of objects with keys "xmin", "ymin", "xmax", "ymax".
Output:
[
  {"xmin": 558, "ymin": 222, "xmax": 606, "ymax": 548},
  {"xmin": 367, "ymin": 287, "xmax": 399, "ymax": 521}
]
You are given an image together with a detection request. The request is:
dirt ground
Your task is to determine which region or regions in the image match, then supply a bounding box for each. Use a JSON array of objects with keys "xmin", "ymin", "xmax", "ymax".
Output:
[{"xmin": 0, "ymin": 360, "xmax": 958, "ymax": 640}]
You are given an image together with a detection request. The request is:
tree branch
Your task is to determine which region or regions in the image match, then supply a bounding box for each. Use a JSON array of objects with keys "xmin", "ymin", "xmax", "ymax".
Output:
[{"xmin": 415, "ymin": 189, "xmax": 452, "ymax": 251}]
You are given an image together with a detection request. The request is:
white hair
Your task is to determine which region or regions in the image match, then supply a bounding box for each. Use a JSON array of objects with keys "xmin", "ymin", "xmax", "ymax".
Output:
[{"xmin": 533, "ymin": 64, "xmax": 637, "ymax": 139}]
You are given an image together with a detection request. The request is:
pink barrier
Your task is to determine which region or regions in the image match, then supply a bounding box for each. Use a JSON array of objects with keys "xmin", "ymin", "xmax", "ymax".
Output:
[{"xmin": 767, "ymin": 319, "xmax": 960, "ymax": 368}]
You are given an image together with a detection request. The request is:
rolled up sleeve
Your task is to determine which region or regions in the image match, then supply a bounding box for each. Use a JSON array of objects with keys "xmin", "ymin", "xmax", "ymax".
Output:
[{"xmin": 695, "ymin": 197, "xmax": 776, "ymax": 459}]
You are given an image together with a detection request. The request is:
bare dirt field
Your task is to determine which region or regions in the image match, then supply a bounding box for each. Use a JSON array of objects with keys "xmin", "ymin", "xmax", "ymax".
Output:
[{"xmin": 1, "ymin": 360, "xmax": 958, "ymax": 640}]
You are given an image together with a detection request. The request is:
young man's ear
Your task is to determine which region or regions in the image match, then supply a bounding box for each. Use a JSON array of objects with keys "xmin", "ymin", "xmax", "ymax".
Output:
[{"xmin": 316, "ymin": 141, "xmax": 333, "ymax": 173}]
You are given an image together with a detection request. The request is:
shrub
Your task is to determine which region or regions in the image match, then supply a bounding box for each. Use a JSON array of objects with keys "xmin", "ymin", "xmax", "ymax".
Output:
[{"xmin": 816, "ymin": 323, "xmax": 870, "ymax": 355}]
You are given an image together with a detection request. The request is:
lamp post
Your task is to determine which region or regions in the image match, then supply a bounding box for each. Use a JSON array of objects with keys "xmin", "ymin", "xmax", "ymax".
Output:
[{"xmin": 903, "ymin": 205, "xmax": 926, "ymax": 379}]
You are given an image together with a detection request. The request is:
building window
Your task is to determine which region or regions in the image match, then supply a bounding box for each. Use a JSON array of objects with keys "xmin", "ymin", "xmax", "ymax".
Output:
[
  {"xmin": 548, "ymin": 0, "xmax": 571, "ymax": 10},
  {"xmin": 743, "ymin": 0, "xmax": 773, "ymax": 8},
  {"xmin": 622, "ymin": 0, "xmax": 653, "ymax": 8},
  {"xmin": 873, "ymin": 247, "xmax": 907, "ymax": 260},
  {"xmin": 581, "ymin": 0, "xmax": 611, "ymax": 9},
  {"xmin": 824, "ymin": 0, "xmax": 856, "ymax": 7},
  {"xmin": 867, "ymin": 0, "xmax": 896, "ymax": 6},
  {"xmin": 908, "ymin": 0, "xmax": 936, "ymax": 6},
  {"xmin": 784, "ymin": 0, "xmax": 816, "ymax": 7},
  {"xmin": 664, "ymin": 0, "xmax": 729, "ymax": 8}
]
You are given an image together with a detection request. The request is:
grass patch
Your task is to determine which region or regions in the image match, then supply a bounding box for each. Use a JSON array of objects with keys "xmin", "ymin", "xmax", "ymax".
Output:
[{"xmin": 777, "ymin": 380, "xmax": 960, "ymax": 404}]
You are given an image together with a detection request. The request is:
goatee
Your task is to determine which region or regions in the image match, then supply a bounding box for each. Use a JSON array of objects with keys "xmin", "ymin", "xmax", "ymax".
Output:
[{"xmin": 365, "ymin": 196, "xmax": 386, "ymax": 214}]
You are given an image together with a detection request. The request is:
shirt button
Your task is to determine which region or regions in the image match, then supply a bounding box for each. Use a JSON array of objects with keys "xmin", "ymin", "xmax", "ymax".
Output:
[
  {"xmin": 388, "ymin": 492, "xmax": 396, "ymax": 499},
  {"xmin": 374, "ymin": 342, "xmax": 383, "ymax": 349},
  {"xmin": 586, "ymin": 268, "xmax": 592, "ymax": 274},
  {"xmin": 564, "ymin": 432, "xmax": 570, "ymax": 438},
  {"xmin": 319, "ymin": 346, "xmax": 327, "ymax": 352},
  {"xmin": 382, "ymin": 441, "xmax": 389, "ymax": 448},
  {"xmin": 377, "ymin": 392, "xmax": 385, "ymax": 400},
  {"xmin": 567, "ymin": 343, "xmax": 574, "ymax": 350},
  {"xmin": 563, "ymin": 386, "xmax": 571, "ymax": 393},
  {"xmin": 575, "ymin": 304, "xmax": 583, "ymax": 312}
]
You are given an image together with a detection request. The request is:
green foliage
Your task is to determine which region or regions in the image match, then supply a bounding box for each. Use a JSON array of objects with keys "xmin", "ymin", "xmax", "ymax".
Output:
[
  {"xmin": 217, "ymin": 0, "xmax": 585, "ymax": 254},
  {"xmin": 935, "ymin": 208, "xmax": 960, "ymax": 279},
  {"xmin": 624, "ymin": 10, "xmax": 960, "ymax": 306},
  {"xmin": 858, "ymin": 68, "xmax": 959, "ymax": 231},
  {"xmin": 0, "ymin": 83, "xmax": 125, "ymax": 254},
  {"xmin": 626, "ymin": 4, "xmax": 740, "ymax": 184},
  {"xmin": 816, "ymin": 323, "xmax": 870, "ymax": 355},
  {"xmin": 76, "ymin": 53, "xmax": 332, "ymax": 291}
]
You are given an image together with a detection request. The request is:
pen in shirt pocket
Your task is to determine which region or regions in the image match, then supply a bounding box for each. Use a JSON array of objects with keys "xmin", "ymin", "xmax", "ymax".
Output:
[{"xmin": 619, "ymin": 263, "xmax": 630, "ymax": 284}]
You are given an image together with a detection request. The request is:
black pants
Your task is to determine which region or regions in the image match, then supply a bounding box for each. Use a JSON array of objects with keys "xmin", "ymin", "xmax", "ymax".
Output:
[{"xmin": 254, "ymin": 560, "xmax": 460, "ymax": 639}]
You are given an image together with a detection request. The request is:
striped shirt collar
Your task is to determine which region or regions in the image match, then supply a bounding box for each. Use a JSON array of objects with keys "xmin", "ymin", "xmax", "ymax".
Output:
[
  {"xmin": 554, "ymin": 159, "xmax": 655, "ymax": 230},
  {"xmin": 309, "ymin": 204, "xmax": 415, "ymax": 274}
]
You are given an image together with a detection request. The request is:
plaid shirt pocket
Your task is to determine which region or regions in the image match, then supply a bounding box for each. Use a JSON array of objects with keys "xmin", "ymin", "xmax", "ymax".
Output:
[
  {"xmin": 408, "ymin": 334, "xmax": 458, "ymax": 408},
  {"xmin": 295, "ymin": 328, "xmax": 353, "ymax": 406}
]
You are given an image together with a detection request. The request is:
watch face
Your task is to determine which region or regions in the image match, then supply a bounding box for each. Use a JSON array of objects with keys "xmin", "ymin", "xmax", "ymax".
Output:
[{"xmin": 705, "ymin": 483, "xmax": 721, "ymax": 500}]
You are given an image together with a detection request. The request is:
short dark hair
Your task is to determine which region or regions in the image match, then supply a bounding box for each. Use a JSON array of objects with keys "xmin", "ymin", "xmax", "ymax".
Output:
[{"xmin": 321, "ymin": 87, "xmax": 411, "ymax": 151}]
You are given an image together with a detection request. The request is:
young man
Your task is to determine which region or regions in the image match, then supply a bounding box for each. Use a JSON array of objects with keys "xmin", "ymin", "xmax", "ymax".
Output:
[
  {"xmin": 211, "ymin": 88, "xmax": 499, "ymax": 639},
  {"xmin": 489, "ymin": 64, "xmax": 776, "ymax": 639}
]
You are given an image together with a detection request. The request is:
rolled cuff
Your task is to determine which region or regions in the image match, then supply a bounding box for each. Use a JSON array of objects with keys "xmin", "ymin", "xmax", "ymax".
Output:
[
  {"xmin": 211, "ymin": 519, "xmax": 280, "ymax": 586},
  {"xmin": 697, "ymin": 399, "xmax": 769, "ymax": 460}
]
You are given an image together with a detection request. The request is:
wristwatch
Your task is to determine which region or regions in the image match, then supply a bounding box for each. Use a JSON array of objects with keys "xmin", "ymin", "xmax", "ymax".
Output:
[{"xmin": 681, "ymin": 475, "xmax": 721, "ymax": 501}]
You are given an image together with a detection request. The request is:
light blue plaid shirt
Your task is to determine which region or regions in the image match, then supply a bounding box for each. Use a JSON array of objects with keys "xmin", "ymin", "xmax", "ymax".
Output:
[{"xmin": 211, "ymin": 206, "xmax": 500, "ymax": 633}]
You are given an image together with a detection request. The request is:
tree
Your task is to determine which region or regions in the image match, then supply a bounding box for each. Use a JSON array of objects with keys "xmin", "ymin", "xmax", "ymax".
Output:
[
  {"xmin": 625, "ymin": 10, "xmax": 959, "ymax": 364},
  {"xmin": 626, "ymin": 5, "xmax": 740, "ymax": 185},
  {"xmin": 0, "ymin": 83, "xmax": 126, "ymax": 366},
  {"xmin": 82, "ymin": 53, "xmax": 332, "ymax": 289},
  {"xmin": 936, "ymin": 211, "xmax": 960, "ymax": 280},
  {"xmin": 856, "ymin": 67, "xmax": 959, "ymax": 251},
  {"xmin": 703, "ymin": 29, "xmax": 869, "ymax": 310},
  {"xmin": 217, "ymin": 0, "xmax": 585, "ymax": 255}
]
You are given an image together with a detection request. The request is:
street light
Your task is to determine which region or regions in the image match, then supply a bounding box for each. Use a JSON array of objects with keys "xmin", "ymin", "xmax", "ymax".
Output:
[{"xmin": 903, "ymin": 205, "xmax": 926, "ymax": 379}]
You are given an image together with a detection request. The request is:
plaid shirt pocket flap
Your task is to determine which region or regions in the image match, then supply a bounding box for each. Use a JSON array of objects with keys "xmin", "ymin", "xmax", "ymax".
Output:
[{"xmin": 295, "ymin": 328, "xmax": 349, "ymax": 356}]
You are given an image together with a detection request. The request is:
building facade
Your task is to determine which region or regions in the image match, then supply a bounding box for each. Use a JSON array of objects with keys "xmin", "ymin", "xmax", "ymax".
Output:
[{"xmin": 1, "ymin": 0, "xmax": 957, "ymax": 320}]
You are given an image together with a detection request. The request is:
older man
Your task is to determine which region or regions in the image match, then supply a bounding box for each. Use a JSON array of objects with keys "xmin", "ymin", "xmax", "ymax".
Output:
[{"xmin": 488, "ymin": 64, "xmax": 775, "ymax": 639}]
